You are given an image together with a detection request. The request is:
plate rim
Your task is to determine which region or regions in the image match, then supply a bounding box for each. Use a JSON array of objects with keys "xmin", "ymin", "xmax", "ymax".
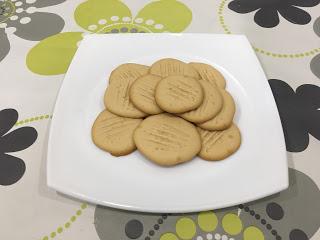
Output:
[{"xmin": 47, "ymin": 33, "xmax": 288, "ymax": 213}]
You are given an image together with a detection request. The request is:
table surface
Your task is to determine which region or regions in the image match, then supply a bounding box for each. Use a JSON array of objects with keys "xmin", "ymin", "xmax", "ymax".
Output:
[{"xmin": 1, "ymin": 0, "xmax": 320, "ymax": 240}]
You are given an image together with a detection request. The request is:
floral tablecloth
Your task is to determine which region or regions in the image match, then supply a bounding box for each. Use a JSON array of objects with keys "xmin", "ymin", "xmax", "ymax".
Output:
[{"xmin": 1, "ymin": 0, "xmax": 320, "ymax": 239}]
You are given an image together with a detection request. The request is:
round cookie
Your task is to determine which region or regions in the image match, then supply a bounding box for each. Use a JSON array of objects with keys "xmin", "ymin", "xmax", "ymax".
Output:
[
  {"xmin": 179, "ymin": 80, "xmax": 223, "ymax": 123},
  {"xmin": 189, "ymin": 62, "xmax": 226, "ymax": 89},
  {"xmin": 104, "ymin": 73, "xmax": 148, "ymax": 118},
  {"xmin": 134, "ymin": 114, "xmax": 201, "ymax": 166},
  {"xmin": 197, "ymin": 124, "xmax": 241, "ymax": 161},
  {"xmin": 130, "ymin": 74, "xmax": 163, "ymax": 115},
  {"xmin": 150, "ymin": 58, "xmax": 200, "ymax": 79},
  {"xmin": 92, "ymin": 110, "xmax": 142, "ymax": 156},
  {"xmin": 109, "ymin": 63, "xmax": 149, "ymax": 84},
  {"xmin": 155, "ymin": 76, "xmax": 204, "ymax": 113},
  {"xmin": 198, "ymin": 90, "xmax": 235, "ymax": 130}
]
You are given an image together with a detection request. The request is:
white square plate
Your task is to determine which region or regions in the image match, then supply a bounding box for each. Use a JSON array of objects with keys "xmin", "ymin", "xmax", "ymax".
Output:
[{"xmin": 47, "ymin": 34, "xmax": 288, "ymax": 213}]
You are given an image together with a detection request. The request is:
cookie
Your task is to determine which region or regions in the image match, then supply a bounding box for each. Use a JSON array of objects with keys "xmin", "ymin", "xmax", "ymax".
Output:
[
  {"xmin": 130, "ymin": 74, "xmax": 163, "ymax": 115},
  {"xmin": 134, "ymin": 114, "xmax": 201, "ymax": 166},
  {"xmin": 189, "ymin": 62, "xmax": 226, "ymax": 89},
  {"xmin": 104, "ymin": 73, "xmax": 148, "ymax": 118},
  {"xmin": 198, "ymin": 90, "xmax": 235, "ymax": 130},
  {"xmin": 92, "ymin": 110, "xmax": 142, "ymax": 156},
  {"xmin": 198, "ymin": 124, "xmax": 241, "ymax": 161},
  {"xmin": 155, "ymin": 76, "xmax": 204, "ymax": 113},
  {"xmin": 150, "ymin": 58, "xmax": 200, "ymax": 79},
  {"xmin": 179, "ymin": 80, "xmax": 223, "ymax": 123},
  {"xmin": 109, "ymin": 63, "xmax": 149, "ymax": 84}
]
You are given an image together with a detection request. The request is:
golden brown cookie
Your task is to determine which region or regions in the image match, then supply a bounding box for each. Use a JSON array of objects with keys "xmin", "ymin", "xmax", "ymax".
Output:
[
  {"xmin": 104, "ymin": 73, "xmax": 148, "ymax": 118},
  {"xmin": 130, "ymin": 74, "xmax": 163, "ymax": 115},
  {"xmin": 198, "ymin": 124, "xmax": 241, "ymax": 161},
  {"xmin": 155, "ymin": 76, "xmax": 204, "ymax": 113},
  {"xmin": 198, "ymin": 90, "xmax": 235, "ymax": 130},
  {"xmin": 109, "ymin": 63, "xmax": 149, "ymax": 84},
  {"xmin": 150, "ymin": 58, "xmax": 200, "ymax": 79},
  {"xmin": 92, "ymin": 110, "xmax": 142, "ymax": 156},
  {"xmin": 179, "ymin": 80, "xmax": 223, "ymax": 123},
  {"xmin": 189, "ymin": 62, "xmax": 226, "ymax": 89},
  {"xmin": 134, "ymin": 114, "xmax": 201, "ymax": 166}
]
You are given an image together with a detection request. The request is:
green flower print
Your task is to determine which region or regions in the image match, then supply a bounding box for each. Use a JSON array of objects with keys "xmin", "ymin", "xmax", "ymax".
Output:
[
  {"xmin": 159, "ymin": 212, "xmax": 265, "ymax": 240},
  {"xmin": 0, "ymin": 0, "xmax": 66, "ymax": 62},
  {"xmin": 26, "ymin": 0, "xmax": 192, "ymax": 76}
]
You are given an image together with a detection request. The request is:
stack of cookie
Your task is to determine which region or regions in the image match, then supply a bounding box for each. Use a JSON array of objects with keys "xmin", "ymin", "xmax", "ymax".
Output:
[{"xmin": 92, "ymin": 58, "xmax": 241, "ymax": 166}]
